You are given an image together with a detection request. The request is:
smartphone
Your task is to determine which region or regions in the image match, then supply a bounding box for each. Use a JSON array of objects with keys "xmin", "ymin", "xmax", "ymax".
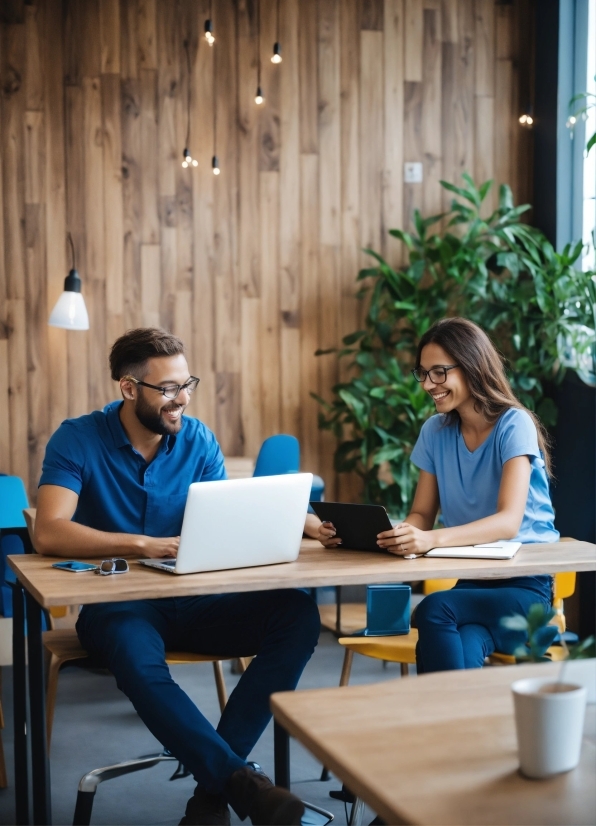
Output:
[{"xmin": 51, "ymin": 560, "xmax": 98, "ymax": 573}]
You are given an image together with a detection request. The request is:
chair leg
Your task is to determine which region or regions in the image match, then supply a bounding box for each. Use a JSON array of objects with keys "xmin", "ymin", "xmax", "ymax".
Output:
[
  {"xmin": 400, "ymin": 662, "xmax": 409, "ymax": 677},
  {"xmin": 320, "ymin": 649, "xmax": 354, "ymax": 781},
  {"xmin": 0, "ymin": 671, "xmax": 5, "ymax": 789},
  {"xmin": 212, "ymin": 661, "xmax": 228, "ymax": 712},
  {"xmin": 45, "ymin": 653, "xmax": 62, "ymax": 752},
  {"xmin": 340, "ymin": 649, "xmax": 354, "ymax": 687},
  {"xmin": 73, "ymin": 790, "xmax": 96, "ymax": 826},
  {"xmin": 349, "ymin": 797, "xmax": 365, "ymax": 826}
]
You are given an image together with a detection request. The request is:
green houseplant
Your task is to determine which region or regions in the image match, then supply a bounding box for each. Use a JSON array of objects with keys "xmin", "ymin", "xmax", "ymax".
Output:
[{"xmin": 314, "ymin": 175, "xmax": 595, "ymax": 518}]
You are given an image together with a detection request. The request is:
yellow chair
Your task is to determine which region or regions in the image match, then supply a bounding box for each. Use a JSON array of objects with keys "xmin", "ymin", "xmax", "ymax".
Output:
[
  {"xmin": 334, "ymin": 579, "xmax": 457, "ymax": 684},
  {"xmin": 23, "ymin": 509, "xmax": 249, "ymax": 751},
  {"xmin": 488, "ymin": 567, "xmax": 577, "ymax": 665}
]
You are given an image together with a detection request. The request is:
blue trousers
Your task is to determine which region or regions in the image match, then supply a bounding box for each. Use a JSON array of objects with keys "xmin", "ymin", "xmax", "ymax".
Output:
[
  {"xmin": 415, "ymin": 580, "xmax": 551, "ymax": 673},
  {"xmin": 76, "ymin": 589, "xmax": 320, "ymax": 793}
]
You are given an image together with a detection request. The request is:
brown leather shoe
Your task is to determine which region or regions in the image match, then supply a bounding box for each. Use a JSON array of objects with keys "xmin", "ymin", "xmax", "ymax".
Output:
[
  {"xmin": 179, "ymin": 786, "xmax": 231, "ymax": 825},
  {"xmin": 224, "ymin": 763, "xmax": 304, "ymax": 825}
]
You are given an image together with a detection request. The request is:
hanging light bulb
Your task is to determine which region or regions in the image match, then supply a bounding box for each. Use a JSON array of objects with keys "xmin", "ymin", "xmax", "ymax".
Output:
[
  {"xmin": 212, "ymin": 156, "xmax": 220, "ymax": 175},
  {"xmin": 182, "ymin": 148, "xmax": 192, "ymax": 168},
  {"xmin": 49, "ymin": 234, "xmax": 90, "ymax": 331},
  {"xmin": 271, "ymin": 42, "xmax": 282, "ymax": 63},
  {"xmin": 204, "ymin": 19, "xmax": 215, "ymax": 45},
  {"xmin": 518, "ymin": 106, "xmax": 533, "ymax": 128},
  {"xmin": 255, "ymin": 86, "xmax": 265, "ymax": 105}
]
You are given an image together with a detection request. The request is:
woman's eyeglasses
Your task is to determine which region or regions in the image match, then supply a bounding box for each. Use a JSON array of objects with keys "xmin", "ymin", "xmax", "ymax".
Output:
[{"xmin": 411, "ymin": 365, "xmax": 459, "ymax": 384}]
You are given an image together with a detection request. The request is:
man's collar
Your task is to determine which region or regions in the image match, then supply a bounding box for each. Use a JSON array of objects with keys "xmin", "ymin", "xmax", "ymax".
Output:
[
  {"xmin": 104, "ymin": 400, "xmax": 129, "ymax": 448},
  {"xmin": 103, "ymin": 400, "xmax": 179, "ymax": 453}
]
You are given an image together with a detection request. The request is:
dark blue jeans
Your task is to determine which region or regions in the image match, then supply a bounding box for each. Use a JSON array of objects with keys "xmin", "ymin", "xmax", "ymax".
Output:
[
  {"xmin": 415, "ymin": 579, "xmax": 552, "ymax": 673},
  {"xmin": 76, "ymin": 589, "xmax": 320, "ymax": 793}
]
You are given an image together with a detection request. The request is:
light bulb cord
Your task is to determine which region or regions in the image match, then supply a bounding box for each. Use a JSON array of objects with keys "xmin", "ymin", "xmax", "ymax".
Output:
[
  {"xmin": 257, "ymin": 0, "xmax": 261, "ymax": 86},
  {"xmin": 67, "ymin": 232, "xmax": 76, "ymax": 270},
  {"xmin": 212, "ymin": 7, "xmax": 217, "ymax": 155},
  {"xmin": 184, "ymin": 38, "xmax": 191, "ymax": 150}
]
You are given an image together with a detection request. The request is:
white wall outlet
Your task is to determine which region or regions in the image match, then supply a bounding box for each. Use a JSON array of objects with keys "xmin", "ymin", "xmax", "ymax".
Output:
[{"xmin": 404, "ymin": 162, "xmax": 423, "ymax": 183}]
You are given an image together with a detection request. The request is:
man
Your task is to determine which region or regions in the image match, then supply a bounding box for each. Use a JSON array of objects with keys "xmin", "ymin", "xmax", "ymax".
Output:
[{"xmin": 35, "ymin": 328, "xmax": 321, "ymax": 826}]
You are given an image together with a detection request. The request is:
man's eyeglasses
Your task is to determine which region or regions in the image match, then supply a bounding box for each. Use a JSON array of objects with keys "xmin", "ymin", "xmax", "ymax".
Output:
[
  {"xmin": 95, "ymin": 558, "xmax": 129, "ymax": 576},
  {"xmin": 411, "ymin": 365, "xmax": 459, "ymax": 384},
  {"xmin": 123, "ymin": 375, "xmax": 200, "ymax": 400}
]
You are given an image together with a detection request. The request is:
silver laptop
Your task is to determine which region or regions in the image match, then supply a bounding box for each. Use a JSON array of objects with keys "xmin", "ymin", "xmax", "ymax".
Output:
[
  {"xmin": 424, "ymin": 541, "xmax": 521, "ymax": 560},
  {"xmin": 138, "ymin": 473, "xmax": 313, "ymax": 574}
]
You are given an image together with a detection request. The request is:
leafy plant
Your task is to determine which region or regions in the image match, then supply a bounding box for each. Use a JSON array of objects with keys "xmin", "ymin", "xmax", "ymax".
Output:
[
  {"xmin": 314, "ymin": 175, "xmax": 595, "ymax": 518},
  {"xmin": 568, "ymin": 86, "xmax": 596, "ymax": 155},
  {"xmin": 501, "ymin": 603, "xmax": 596, "ymax": 663}
]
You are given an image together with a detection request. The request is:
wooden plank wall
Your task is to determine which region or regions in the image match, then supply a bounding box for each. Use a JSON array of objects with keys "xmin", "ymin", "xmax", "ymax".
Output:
[{"xmin": 0, "ymin": 0, "xmax": 533, "ymax": 502}]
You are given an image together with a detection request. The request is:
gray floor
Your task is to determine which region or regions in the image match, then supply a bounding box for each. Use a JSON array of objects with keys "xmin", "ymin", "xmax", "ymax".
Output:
[{"xmin": 0, "ymin": 625, "xmax": 414, "ymax": 826}]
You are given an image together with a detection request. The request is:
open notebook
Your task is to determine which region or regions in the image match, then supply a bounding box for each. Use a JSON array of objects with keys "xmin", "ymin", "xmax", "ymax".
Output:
[{"xmin": 424, "ymin": 541, "xmax": 521, "ymax": 560}]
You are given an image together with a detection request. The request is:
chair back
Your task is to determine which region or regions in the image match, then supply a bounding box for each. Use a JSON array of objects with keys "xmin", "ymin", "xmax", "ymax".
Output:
[
  {"xmin": 553, "ymin": 571, "xmax": 576, "ymax": 601},
  {"xmin": 423, "ymin": 578, "xmax": 457, "ymax": 595},
  {"xmin": 253, "ymin": 434, "xmax": 300, "ymax": 477},
  {"xmin": 0, "ymin": 476, "xmax": 28, "ymax": 529}
]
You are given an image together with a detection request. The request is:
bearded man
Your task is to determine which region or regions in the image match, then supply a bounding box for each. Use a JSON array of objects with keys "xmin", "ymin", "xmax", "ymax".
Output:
[{"xmin": 35, "ymin": 328, "xmax": 320, "ymax": 826}]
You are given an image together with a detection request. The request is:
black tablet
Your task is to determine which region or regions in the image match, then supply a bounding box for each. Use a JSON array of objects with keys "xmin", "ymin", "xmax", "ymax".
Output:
[{"xmin": 309, "ymin": 501, "xmax": 394, "ymax": 552}]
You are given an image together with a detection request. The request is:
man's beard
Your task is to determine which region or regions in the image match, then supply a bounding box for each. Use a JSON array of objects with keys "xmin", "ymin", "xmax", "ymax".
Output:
[{"xmin": 134, "ymin": 390, "xmax": 184, "ymax": 436}]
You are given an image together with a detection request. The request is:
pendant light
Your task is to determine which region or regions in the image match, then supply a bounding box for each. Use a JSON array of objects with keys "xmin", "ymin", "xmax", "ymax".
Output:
[
  {"xmin": 212, "ymin": 5, "xmax": 220, "ymax": 176},
  {"xmin": 181, "ymin": 39, "xmax": 198, "ymax": 168},
  {"xmin": 271, "ymin": 0, "xmax": 282, "ymax": 63},
  {"xmin": 255, "ymin": 0, "xmax": 265, "ymax": 104},
  {"xmin": 48, "ymin": 234, "xmax": 90, "ymax": 330},
  {"xmin": 204, "ymin": 0, "xmax": 215, "ymax": 46}
]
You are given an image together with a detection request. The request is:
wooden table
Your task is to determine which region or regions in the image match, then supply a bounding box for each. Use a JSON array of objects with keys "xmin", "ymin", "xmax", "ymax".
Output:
[
  {"xmin": 9, "ymin": 538, "xmax": 596, "ymax": 825},
  {"xmin": 271, "ymin": 662, "xmax": 596, "ymax": 825}
]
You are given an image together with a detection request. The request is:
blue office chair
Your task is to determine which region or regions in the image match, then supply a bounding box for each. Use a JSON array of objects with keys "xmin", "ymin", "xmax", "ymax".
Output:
[{"xmin": 253, "ymin": 435, "xmax": 325, "ymax": 503}]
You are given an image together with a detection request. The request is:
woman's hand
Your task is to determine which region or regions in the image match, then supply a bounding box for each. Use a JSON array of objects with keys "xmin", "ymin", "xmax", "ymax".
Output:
[
  {"xmin": 376, "ymin": 522, "xmax": 435, "ymax": 556},
  {"xmin": 317, "ymin": 521, "xmax": 342, "ymax": 548}
]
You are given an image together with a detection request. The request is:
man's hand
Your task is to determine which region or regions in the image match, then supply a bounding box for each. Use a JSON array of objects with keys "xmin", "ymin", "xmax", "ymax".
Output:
[
  {"xmin": 36, "ymin": 484, "xmax": 181, "ymax": 559},
  {"xmin": 376, "ymin": 522, "xmax": 434, "ymax": 556},
  {"xmin": 136, "ymin": 536, "xmax": 180, "ymax": 559}
]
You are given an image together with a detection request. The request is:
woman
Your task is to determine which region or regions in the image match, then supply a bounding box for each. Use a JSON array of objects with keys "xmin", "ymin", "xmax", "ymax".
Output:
[{"xmin": 319, "ymin": 317, "xmax": 559, "ymax": 672}]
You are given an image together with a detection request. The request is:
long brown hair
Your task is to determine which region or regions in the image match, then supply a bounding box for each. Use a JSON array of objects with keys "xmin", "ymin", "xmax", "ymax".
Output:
[{"xmin": 416, "ymin": 318, "xmax": 553, "ymax": 475}]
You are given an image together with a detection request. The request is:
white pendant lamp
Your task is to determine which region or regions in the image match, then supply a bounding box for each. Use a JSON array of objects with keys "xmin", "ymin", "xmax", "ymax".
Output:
[{"xmin": 48, "ymin": 234, "xmax": 90, "ymax": 330}]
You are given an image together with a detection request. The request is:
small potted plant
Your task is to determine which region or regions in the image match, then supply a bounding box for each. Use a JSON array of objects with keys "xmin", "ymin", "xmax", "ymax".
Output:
[{"xmin": 501, "ymin": 605, "xmax": 595, "ymax": 779}]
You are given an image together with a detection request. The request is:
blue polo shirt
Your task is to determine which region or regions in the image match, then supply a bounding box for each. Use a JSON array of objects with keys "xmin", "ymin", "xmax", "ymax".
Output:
[{"xmin": 39, "ymin": 401, "xmax": 226, "ymax": 537}]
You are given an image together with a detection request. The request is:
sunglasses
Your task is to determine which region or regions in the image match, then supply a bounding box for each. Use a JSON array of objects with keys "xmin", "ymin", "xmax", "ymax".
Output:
[{"xmin": 95, "ymin": 558, "xmax": 130, "ymax": 576}]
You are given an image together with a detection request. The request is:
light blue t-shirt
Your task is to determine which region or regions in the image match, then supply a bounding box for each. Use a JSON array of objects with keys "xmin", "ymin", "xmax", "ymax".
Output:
[{"xmin": 410, "ymin": 408, "xmax": 558, "ymax": 596}]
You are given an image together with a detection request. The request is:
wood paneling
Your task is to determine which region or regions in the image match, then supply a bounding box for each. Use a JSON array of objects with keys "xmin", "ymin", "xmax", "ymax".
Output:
[{"xmin": 0, "ymin": 0, "xmax": 533, "ymax": 502}]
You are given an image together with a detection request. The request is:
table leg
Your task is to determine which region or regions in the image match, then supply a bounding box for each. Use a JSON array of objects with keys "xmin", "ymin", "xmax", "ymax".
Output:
[
  {"xmin": 273, "ymin": 720, "xmax": 290, "ymax": 789},
  {"xmin": 25, "ymin": 592, "xmax": 52, "ymax": 825},
  {"xmin": 12, "ymin": 582, "xmax": 29, "ymax": 826}
]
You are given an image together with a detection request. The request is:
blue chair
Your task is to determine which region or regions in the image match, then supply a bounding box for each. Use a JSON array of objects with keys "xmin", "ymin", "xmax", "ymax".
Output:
[
  {"xmin": 0, "ymin": 476, "xmax": 31, "ymax": 618},
  {"xmin": 0, "ymin": 475, "xmax": 29, "ymax": 530},
  {"xmin": 252, "ymin": 435, "xmax": 325, "ymax": 503},
  {"xmin": 253, "ymin": 435, "xmax": 300, "ymax": 477}
]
